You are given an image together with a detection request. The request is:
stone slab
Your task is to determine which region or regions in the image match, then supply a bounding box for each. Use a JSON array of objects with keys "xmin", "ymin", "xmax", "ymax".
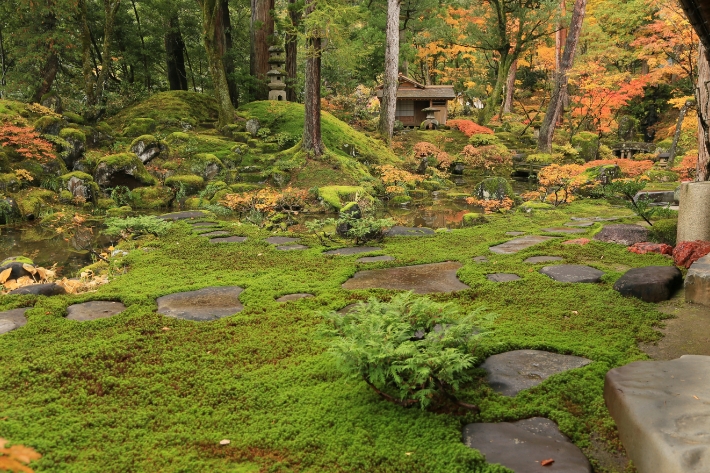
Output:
[
  {"xmin": 159, "ymin": 211, "xmax": 207, "ymax": 220},
  {"xmin": 540, "ymin": 265, "xmax": 604, "ymax": 283},
  {"xmin": 473, "ymin": 256, "xmax": 489, "ymax": 263},
  {"xmin": 66, "ymin": 301, "xmax": 126, "ymax": 321},
  {"xmin": 357, "ymin": 255, "xmax": 395, "ymax": 263},
  {"xmin": 189, "ymin": 221, "xmax": 219, "ymax": 227},
  {"xmin": 198, "ymin": 230, "xmax": 229, "ymax": 238},
  {"xmin": 486, "ymin": 273, "xmax": 521, "ymax": 282},
  {"xmin": 342, "ymin": 261, "xmax": 470, "ymax": 294},
  {"xmin": 593, "ymin": 224, "xmax": 649, "ymax": 246},
  {"xmin": 463, "ymin": 417, "xmax": 592, "ymax": 472},
  {"xmin": 209, "ymin": 236, "xmax": 247, "ymax": 244},
  {"xmin": 524, "ymin": 256, "xmax": 564, "ymax": 264},
  {"xmin": 564, "ymin": 221, "xmax": 595, "ymax": 227},
  {"xmin": 634, "ymin": 190, "xmax": 676, "ymax": 204},
  {"xmin": 9, "ymin": 283, "xmax": 67, "ymax": 296},
  {"xmin": 0, "ymin": 308, "xmax": 29, "ymax": 335},
  {"xmin": 489, "ymin": 236, "xmax": 556, "ymax": 254},
  {"xmin": 613, "ymin": 266, "xmax": 682, "ymax": 303},
  {"xmin": 387, "ymin": 226, "xmax": 436, "ymax": 236},
  {"xmin": 505, "ymin": 231, "xmax": 526, "ymax": 236},
  {"xmin": 323, "ymin": 246, "xmax": 382, "ymax": 256},
  {"xmin": 265, "ymin": 236, "xmax": 300, "ymax": 245},
  {"xmin": 604, "ymin": 355, "xmax": 710, "ymax": 473},
  {"xmin": 542, "ymin": 227, "xmax": 587, "ymax": 234},
  {"xmin": 570, "ymin": 216, "xmax": 621, "ymax": 222},
  {"xmin": 276, "ymin": 293, "xmax": 314, "ymax": 302},
  {"xmin": 157, "ymin": 286, "xmax": 244, "ymax": 321},
  {"xmin": 685, "ymin": 255, "xmax": 710, "ymax": 306},
  {"xmin": 481, "ymin": 349, "xmax": 592, "ymax": 396},
  {"xmin": 277, "ymin": 244, "xmax": 308, "ymax": 251}
]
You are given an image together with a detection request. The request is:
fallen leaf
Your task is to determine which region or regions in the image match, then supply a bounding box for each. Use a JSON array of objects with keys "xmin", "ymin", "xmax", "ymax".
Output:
[
  {"xmin": 0, "ymin": 268, "xmax": 12, "ymax": 284},
  {"xmin": 162, "ymin": 327, "xmax": 170, "ymax": 331},
  {"xmin": 22, "ymin": 264, "xmax": 36, "ymax": 275},
  {"xmin": 36, "ymin": 267, "xmax": 47, "ymax": 281},
  {"xmin": 0, "ymin": 437, "xmax": 42, "ymax": 473},
  {"xmin": 219, "ymin": 439, "xmax": 231, "ymax": 445},
  {"xmin": 693, "ymin": 395, "xmax": 699, "ymax": 400},
  {"xmin": 405, "ymin": 452, "xmax": 412, "ymax": 456},
  {"xmin": 541, "ymin": 459, "xmax": 554, "ymax": 466},
  {"xmin": 4, "ymin": 280, "xmax": 19, "ymax": 291},
  {"xmin": 571, "ymin": 311, "xmax": 578, "ymax": 315}
]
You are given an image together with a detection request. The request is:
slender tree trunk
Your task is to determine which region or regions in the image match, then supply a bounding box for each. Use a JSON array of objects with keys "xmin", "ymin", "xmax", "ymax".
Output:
[
  {"xmin": 32, "ymin": 53, "xmax": 59, "ymax": 103},
  {"xmin": 303, "ymin": 0, "xmax": 323, "ymax": 157},
  {"xmin": 93, "ymin": 0, "xmax": 121, "ymax": 106},
  {"xmin": 668, "ymin": 101, "xmax": 692, "ymax": 168},
  {"xmin": 221, "ymin": 0, "xmax": 238, "ymax": 107},
  {"xmin": 378, "ymin": 0, "xmax": 401, "ymax": 143},
  {"xmin": 538, "ymin": 0, "xmax": 587, "ymax": 152},
  {"xmin": 130, "ymin": 0, "xmax": 150, "ymax": 90},
  {"xmin": 696, "ymin": 42, "xmax": 710, "ymax": 180},
  {"xmin": 250, "ymin": 0, "xmax": 275, "ymax": 100},
  {"xmin": 0, "ymin": 26, "xmax": 7, "ymax": 98},
  {"xmin": 79, "ymin": 0, "xmax": 96, "ymax": 106},
  {"xmin": 478, "ymin": 51, "xmax": 514, "ymax": 125},
  {"xmin": 166, "ymin": 14, "xmax": 188, "ymax": 90},
  {"xmin": 502, "ymin": 58, "xmax": 517, "ymax": 113},
  {"xmin": 199, "ymin": 0, "xmax": 235, "ymax": 128},
  {"xmin": 285, "ymin": 0, "xmax": 300, "ymax": 102},
  {"xmin": 555, "ymin": 0, "xmax": 567, "ymax": 72}
]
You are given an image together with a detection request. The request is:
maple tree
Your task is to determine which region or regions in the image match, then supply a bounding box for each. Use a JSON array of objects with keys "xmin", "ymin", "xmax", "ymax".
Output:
[
  {"xmin": 446, "ymin": 120, "xmax": 493, "ymax": 137},
  {"xmin": 0, "ymin": 121, "xmax": 56, "ymax": 162},
  {"xmin": 459, "ymin": 144, "xmax": 513, "ymax": 174}
]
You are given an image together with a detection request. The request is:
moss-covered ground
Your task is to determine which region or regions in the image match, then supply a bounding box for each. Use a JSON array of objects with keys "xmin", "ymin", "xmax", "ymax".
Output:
[{"xmin": 0, "ymin": 199, "xmax": 674, "ymax": 472}]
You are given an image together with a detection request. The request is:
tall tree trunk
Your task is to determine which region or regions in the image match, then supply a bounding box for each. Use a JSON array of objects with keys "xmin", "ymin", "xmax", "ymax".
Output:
[
  {"xmin": 696, "ymin": 42, "xmax": 710, "ymax": 180},
  {"xmin": 302, "ymin": 0, "xmax": 323, "ymax": 157},
  {"xmin": 250, "ymin": 0, "xmax": 275, "ymax": 100},
  {"xmin": 555, "ymin": 0, "xmax": 567, "ymax": 72},
  {"xmin": 538, "ymin": 0, "xmax": 587, "ymax": 152},
  {"xmin": 285, "ymin": 0, "xmax": 300, "ymax": 102},
  {"xmin": 92, "ymin": 0, "xmax": 121, "ymax": 107},
  {"xmin": 478, "ymin": 51, "xmax": 514, "ymax": 125},
  {"xmin": 668, "ymin": 100, "xmax": 692, "ymax": 168},
  {"xmin": 502, "ymin": 59, "xmax": 517, "ymax": 113},
  {"xmin": 31, "ymin": 11, "xmax": 59, "ymax": 103},
  {"xmin": 378, "ymin": 0, "xmax": 401, "ymax": 143},
  {"xmin": 165, "ymin": 14, "xmax": 188, "ymax": 90},
  {"xmin": 199, "ymin": 0, "xmax": 235, "ymax": 128},
  {"xmin": 221, "ymin": 0, "xmax": 238, "ymax": 107},
  {"xmin": 0, "ymin": 26, "xmax": 7, "ymax": 98},
  {"xmin": 79, "ymin": 0, "xmax": 96, "ymax": 106},
  {"xmin": 130, "ymin": 0, "xmax": 150, "ymax": 90}
]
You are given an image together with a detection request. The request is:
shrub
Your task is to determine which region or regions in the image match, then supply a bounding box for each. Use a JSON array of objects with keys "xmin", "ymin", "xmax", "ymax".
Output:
[
  {"xmin": 104, "ymin": 215, "xmax": 173, "ymax": 239},
  {"xmin": 411, "ymin": 142, "xmax": 453, "ymax": 170},
  {"xmin": 447, "ymin": 119, "xmax": 494, "ymax": 137},
  {"xmin": 0, "ymin": 122, "xmax": 57, "ymax": 162},
  {"xmin": 522, "ymin": 164, "xmax": 585, "ymax": 206},
  {"xmin": 468, "ymin": 133, "xmax": 500, "ymax": 146},
  {"xmin": 604, "ymin": 178, "xmax": 657, "ymax": 225},
  {"xmin": 646, "ymin": 170, "xmax": 679, "ymax": 183},
  {"xmin": 672, "ymin": 151, "xmax": 697, "ymax": 180},
  {"xmin": 165, "ymin": 174, "xmax": 205, "ymax": 194},
  {"xmin": 459, "ymin": 144, "xmax": 512, "ymax": 173},
  {"xmin": 321, "ymin": 292, "xmax": 496, "ymax": 409},
  {"xmin": 649, "ymin": 219, "xmax": 678, "ymax": 246}
]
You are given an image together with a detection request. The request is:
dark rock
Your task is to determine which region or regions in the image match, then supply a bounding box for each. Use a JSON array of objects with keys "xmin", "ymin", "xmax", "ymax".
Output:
[
  {"xmin": 66, "ymin": 175, "xmax": 94, "ymax": 201},
  {"xmin": 594, "ymin": 224, "xmax": 649, "ymax": 246},
  {"xmin": 209, "ymin": 236, "xmax": 247, "ymax": 244},
  {"xmin": 0, "ymin": 257, "xmax": 35, "ymax": 280},
  {"xmin": 486, "ymin": 273, "xmax": 521, "ymax": 282},
  {"xmin": 357, "ymin": 255, "xmax": 395, "ymax": 263},
  {"xmin": 323, "ymin": 246, "xmax": 382, "ymax": 256},
  {"xmin": 450, "ymin": 162, "xmax": 465, "ymax": 175},
  {"xmin": 198, "ymin": 231, "xmax": 229, "ymax": 238},
  {"xmin": 386, "ymin": 226, "xmax": 436, "ymax": 237},
  {"xmin": 245, "ymin": 118, "xmax": 260, "ymax": 137},
  {"xmin": 634, "ymin": 190, "xmax": 676, "ymax": 204},
  {"xmin": 342, "ymin": 261, "xmax": 470, "ymax": 294},
  {"xmin": 490, "ymin": 236, "xmax": 556, "ymax": 254},
  {"xmin": 130, "ymin": 137, "xmax": 167, "ymax": 164},
  {"xmin": 542, "ymin": 227, "xmax": 587, "ymax": 234},
  {"xmin": 0, "ymin": 308, "xmax": 29, "ymax": 335},
  {"xmin": 540, "ymin": 265, "xmax": 604, "ymax": 283},
  {"xmin": 276, "ymin": 244, "xmax": 309, "ymax": 251},
  {"xmin": 66, "ymin": 301, "xmax": 126, "ymax": 321},
  {"xmin": 463, "ymin": 418, "xmax": 592, "ymax": 473},
  {"xmin": 276, "ymin": 293, "xmax": 314, "ymax": 302},
  {"xmin": 157, "ymin": 286, "xmax": 244, "ymax": 321},
  {"xmin": 0, "ymin": 198, "xmax": 21, "ymax": 224},
  {"xmin": 9, "ymin": 283, "xmax": 67, "ymax": 296},
  {"xmin": 481, "ymin": 349, "xmax": 592, "ymax": 396},
  {"xmin": 265, "ymin": 236, "xmax": 300, "ymax": 245},
  {"xmin": 159, "ymin": 211, "xmax": 208, "ymax": 221},
  {"xmin": 613, "ymin": 266, "xmax": 682, "ymax": 303},
  {"xmin": 524, "ymin": 256, "xmax": 564, "ymax": 264},
  {"xmin": 604, "ymin": 355, "xmax": 710, "ymax": 473}
]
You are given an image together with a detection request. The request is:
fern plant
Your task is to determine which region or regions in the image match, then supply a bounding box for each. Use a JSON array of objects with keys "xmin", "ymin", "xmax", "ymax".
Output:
[
  {"xmin": 104, "ymin": 215, "xmax": 173, "ymax": 239},
  {"xmin": 321, "ymin": 292, "xmax": 496, "ymax": 409}
]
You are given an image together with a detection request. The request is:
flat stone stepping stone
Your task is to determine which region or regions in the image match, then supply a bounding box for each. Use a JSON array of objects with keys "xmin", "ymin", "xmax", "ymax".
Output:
[
  {"xmin": 564, "ymin": 221, "xmax": 594, "ymax": 227},
  {"xmin": 276, "ymin": 293, "xmax": 314, "ymax": 302},
  {"xmin": 323, "ymin": 246, "xmax": 382, "ymax": 256},
  {"xmin": 66, "ymin": 301, "xmax": 126, "ymax": 321},
  {"xmin": 489, "ymin": 236, "xmax": 556, "ymax": 254},
  {"xmin": 542, "ymin": 227, "xmax": 587, "ymax": 234},
  {"xmin": 594, "ymin": 224, "xmax": 649, "ymax": 246},
  {"xmin": 524, "ymin": 256, "xmax": 564, "ymax": 264},
  {"xmin": 540, "ymin": 265, "xmax": 604, "ymax": 283},
  {"xmin": 209, "ymin": 236, "xmax": 247, "ymax": 244},
  {"xmin": 463, "ymin": 417, "xmax": 592, "ymax": 472},
  {"xmin": 387, "ymin": 226, "xmax": 435, "ymax": 236},
  {"xmin": 265, "ymin": 236, "xmax": 300, "ymax": 245},
  {"xmin": 505, "ymin": 231, "xmax": 526, "ymax": 236},
  {"xmin": 357, "ymin": 255, "xmax": 395, "ymax": 263},
  {"xmin": 9, "ymin": 283, "xmax": 67, "ymax": 296},
  {"xmin": 277, "ymin": 244, "xmax": 308, "ymax": 251},
  {"xmin": 481, "ymin": 349, "xmax": 592, "ymax": 396},
  {"xmin": 157, "ymin": 286, "xmax": 244, "ymax": 321},
  {"xmin": 198, "ymin": 230, "xmax": 229, "ymax": 238},
  {"xmin": 189, "ymin": 221, "xmax": 218, "ymax": 227},
  {"xmin": 570, "ymin": 216, "xmax": 620, "ymax": 222},
  {"xmin": 342, "ymin": 261, "xmax": 470, "ymax": 294},
  {"xmin": 0, "ymin": 308, "xmax": 29, "ymax": 335},
  {"xmin": 486, "ymin": 273, "xmax": 521, "ymax": 282},
  {"xmin": 473, "ymin": 256, "xmax": 489, "ymax": 263},
  {"xmin": 605, "ymin": 355, "xmax": 710, "ymax": 473},
  {"xmin": 337, "ymin": 303, "xmax": 360, "ymax": 315},
  {"xmin": 159, "ymin": 211, "xmax": 207, "ymax": 220},
  {"xmin": 613, "ymin": 266, "xmax": 682, "ymax": 303}
]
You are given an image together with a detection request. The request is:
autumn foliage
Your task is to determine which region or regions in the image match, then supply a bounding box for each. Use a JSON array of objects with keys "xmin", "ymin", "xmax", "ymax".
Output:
[
  {"xmin": 412, "ymin": 142, "xmax": 454, "ymax": 169},
  {"xmin": 0, "ymin": 438, "xmax": 42, "ymax": 473},
  {"xmin": 0, "ymin": 122, "xmax": 56, "ymax": 162},
  {"xmin": 465, "ymin": 196, "xmax": 514, "ymax": 213},
  {"xmin": 673, "ymin": 152, "xmax": 697, "ymax": 180},
  {"xmin": 584, "ymin": 159, "xmax": 654, "ymax": 177},
  {"xmin": 221, "ymin": 188, "xmax": 309, "ymax": 216},
  {"xmin": 446, "ymin": 119, "xmax": 493, "ymax": 137},
  {"xmin": 460, "ymin": 144, "xmax": 512, "ymax": 173}
]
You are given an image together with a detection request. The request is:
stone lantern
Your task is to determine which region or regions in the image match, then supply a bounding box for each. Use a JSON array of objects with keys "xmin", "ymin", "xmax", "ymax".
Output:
[
  {"xmin": 420, "ymin": 107, "xmax": 439, "ymax": 130},
  {"xmin": 267, "ymin": 45, "xmax": 287, "ymax": 101}
]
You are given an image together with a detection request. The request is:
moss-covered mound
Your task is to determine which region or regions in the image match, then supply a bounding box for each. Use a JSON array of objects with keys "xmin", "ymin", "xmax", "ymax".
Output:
[{"xmin": 94, "ymin": 153, "xmax": 157, "ymax": 188}]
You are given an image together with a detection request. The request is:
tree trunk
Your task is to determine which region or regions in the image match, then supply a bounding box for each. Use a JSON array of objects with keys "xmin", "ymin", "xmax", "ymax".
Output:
[
  {"xmin": 79, "ymin": 0, "xmax": 96, "ymax": 106},
  {"xmin": 166, "ymin": 14, "xmax": 188, "ymax": 90},
  {"xmin": 221, "ymin": 0, "xmax": 238, "ymax": 107},
  {"xmin": 93, "ymin": 0, "xmax": 121, "ymax": 106},
  {"xmin": 378, "ymin": 0, "xmax": 401, "ymax": 143},
  {"xmin": 303, "ymin": 0, "xmax": 323, "ymax": 157},
  {"xmin": 502, "ymin": 59, "xmax": 517, "ymax": 113},
  {"xmin": 250, "ymin": 0, "xmax": 275, "ymax": 100},
  {"xmin": 538, "ymin": 0, "xmax": 587, "ymax": 152},
  {"xmin": 478, "ymin": 51, "xmax": 513, "ymax": 125},
  {"xmin": 668, "ymin": 101, "xmax": 692, "ymax": 168},
  {"xmin": 199, "ymin": 0, "xmax": 235, "ymax": 128},
  {"xmin": 555, "ymin": 0, "xmax": 567, "ymax": 72},
  {"xmin": 0, "ymin": 26, "xmax": 7, "ymax": 98},
  {"xmin": 130, "ymin": 0, "xmax": 150, "ymax": 90},
  {"xmin": 696, "ymin": 41, "xmax": 710, "ymax": 180},
  {"xmin": 285, "ymin": 0, "xmax": 300, "ymax": 102},
  {"xmin": 31, "ymin": 53, "xmax": 59, "ymax": 103}
]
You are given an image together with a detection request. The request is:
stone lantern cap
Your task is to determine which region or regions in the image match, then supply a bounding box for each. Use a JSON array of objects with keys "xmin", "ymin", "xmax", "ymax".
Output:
[
  {"xmin": 267, "ymin": 69, "xmax": 284, "ymax": 77},
  {"xmin": 268, "ymin": 46, "xmax": 285, "ymax": 53},
  {"xmin": 421, "ymin": 107, "xmax": 440, "ymax": 112}
]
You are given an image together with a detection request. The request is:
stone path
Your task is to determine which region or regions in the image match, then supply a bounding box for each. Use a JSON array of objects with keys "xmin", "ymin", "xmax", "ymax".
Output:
[
  {"xmin": 463, "ymin": 418, "xmax": 592, "ymax": 472},
  {"xmin": 342, "ymin": 261, "xmax": 469, "ymax": 294},
  {"xmin": 357, "ymin": 255, "xmax": 394, "ymax": 263},
  {"xmin": 481, "ymin": 349, "xmax": 592, "ymax": 396},
  {"xmin": 276, "ymin": 293, "xmax": 314, "ymax": 302},
  {"xmin": 265, "ymin": 236, "xmax": 300, "ymax": 245},
  {"xmin": 489, "ymin": 236, "xmax": 556, "ymax": 254},
  {"xmin": 0, "ymin": 308, "xmax": 29, "ymax": 335},
  {"xmin": 9, "ymin": 283, "xmax": 66, "ymax": 296},
  {"xmin": 570, "ymin": 216, "xmax": 620, "ymax": 222},
  {"xmin": 564, "ymin": 221, "xmax": 595, "ymax": 227},
  {"xmin": 323, "ymin": 247, "xmax": 382, "ymax": 256},
  {"xmin": 486, "ymin": 273, "xmax": 521, "ymax": 282},
  {"xmin": 542, "ymin": 227, "xmax": 587, "ymax": 234},
  {"xmin": 209, "ymin": 236, "xmax": 247, "ymax": 244},
  {"xmin": 593, "ymin": 224, "xmax": 648, "ymax": 246},
  {"xmin": 387, "ymin": 226, "xmax": 435, "ymax": 236},
  {"xmin": 540, "ymin": 265, "xmax": 604, "ymax": 283},
  {"xmin": 66, "ymin": 301, "xmax": 126, "ymax": 321},
  {"xmin": 524, "ymin": 256, "xmax": 563, "ymax": 264},
  {"xmin": 159, "ymin": 211, "xmax": 208, "ymax": 220},
  {"xmin": 505, "ymin": 231, "xmax": 526, "ymax": 236},
  {"xmin": 605, "ymin": 355, "xmax": 710, "ymax": 473},
  {"xmin": 198, "ymin": 230, "xmax": 229, "ymax": 238},
  {"xmin": 157, "ymin": 286, "xmax": 244, "ymax": 321},
  {"xmin": 277, "ymin": 244, "xmax": 309, "ymax": 251},
  {"xmin": 613, "ymin": 266, "xmax": 682, "ymax": 303}
]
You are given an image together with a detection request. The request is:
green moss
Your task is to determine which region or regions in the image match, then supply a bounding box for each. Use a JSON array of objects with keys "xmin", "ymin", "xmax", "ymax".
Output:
[
  {"xmin": 62, "ymin": 111, "xmax": 84, "ymax": 124},
  {"xmin": 108, "ymin": 91, "xmax": 218, "ymax": 133},
  {"xmin": 60, "ymin": 171, "xmax": 94, "ymax": 184},
  {"xmin": 97, "ymin": 198, "xmax": 117, "ymax": 210},
  {"xmin": 165, "ymin": 174, "xmax": 205, "ymax": 194},
  {"xmin": 183, "ymin": 197, "xmax": 202, "ymax": 209},
  {"xmin": 0, "ymin": 173, "xmax": 19, "ymax": 192},
  {"xmin": 33, "ymin": 115, "xmax": 62, "ymax": 134},
  {"xmin": 0, "ymin": 99, "xmax": 27, "ymax": 120},
  {"xmin": 122, "ymin": 118, "xmax": 157, "ymax": 137},
  {"xmin": 649, "ymin": 219, "xmax": 677, "ymax": 245},
  {"xmin": 95, "ymin": 153, "xmax": 157, "ymax": 187},
  {"xmin": 189, "ymin": 153, "xmax": 223, "ymax": 179},
  {"xmin": 95, "ymin": 121, "xmax": 113, "ymax": 135},
  {"xmin": 130, "ymin": 134, "xmax": 160, "ymax": 148},
  {"xmin": 0, "ymin": 255, "xmax": 33, "ymax": 266},
  {"xmin": 317, "ymin": 185, "xmax": 366, "ymax": 210},
  {"xmin": 469, "ymin": 134, "xmax": 501, "ymax": 146},
  {"xmin": 105, "ymin": 205, "xmax": 132, "ymax": 217},
  {"xmin": 462, "ymin": 213, "xmax": 486, "ymax": 227},
  {"xmin": 13, "ymin": 188, "xmax": 58, "ymax": 216},
  {"xmin": 526, "ymin": 153, "xmax": 556, "ymax": 163},
  {"xmin": 519, "ymin": 201, "xmax": 554, "ymax": 212},
  {"xmin": 130, "ymin": 186, "xmax": 173, "ymax": 209},
  {"xmin": 59, "ymin": 127, "xmax": 86, "ymax": 143},
  {"xmin": 390, "ymin": 195, "xmax": 412, "ymax": 205},
  {"xmin": 165, "ymin": 131, "xmax": 190, "ymax": 143},
  {"xmin": 421, "ymin": 180, "xmax": 442, "ymax": 191},
  {"xmin": 646, "ymin": 170, "xmax": 679, "ymax": 183},
  {"xmin": 59, "ymin": 189, "xmax": 73, "ymax": 202}
]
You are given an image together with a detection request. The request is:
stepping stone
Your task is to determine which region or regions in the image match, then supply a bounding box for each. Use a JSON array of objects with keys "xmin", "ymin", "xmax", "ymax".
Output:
[
  {"xmin": 489, "ymin": 236, "xmax": 556, "ymax": 254},
  {"xmin": 265, "ymin": 236, "xmax": 300, "ymax": 245},
  {"xmin": 342, "ymin": 261, "xmax": 470, "ymax": 294},
  {"xmin": 198, "ymin": 231, "xmax": 229, "ymax": 238},
  {"xmin": 540, "ymin": 265, "xmax": 604, "ymax": 283},
  {"xmin": 563, "ymin": 238, "xmax": 590, "ymax": 245},
  {"xmin": 542, "ymin": 227, "xmax": 587, "ymax": 234},
  {"xmin": 0, "ymin": 308, "xmax": 29, "ymax": 335},
  {"xmin": 159, "ymin": 211, "xmax": 207, "ymax": 220},
  {"xmin": 189, "ymin": 221, "xmax": 218, "ymax": 227},
  {"xmin": 276, "ymin": 293, "xmax": 314, "ymax": 302},
  {"xmin": 634, "ymin": 190, "xmax": 676, "ymax": 204},
  {"xmin": 605, "ymin": 355, "xmax": 710, "ymax": 473},
  {"xmin": 482, "ymin": 349, "xmax": 592, "ymax": 396},
  {"xmin": 66, "ymin": 301, "xmax": 126, "ymax": 321},
  {"xmin": 9, "ymin": 283, "xmax": 66, "ymax": 296},
  {"xmin": 386, "ymin": 226, "xmax": 435, "ymax": 237},
  {"xmin": 524, "ymin": 256, "xmax": 564, "ymax": 264},
  {"xmin": 463, "ymin": 418, "xmax": 592, "ymax": 472},
  {"xmin": 505, "ymin": 231, "xmax": 526, "ymax": 236},
  {"xmin": 209, "ymin": 236, "xmax": 247, "ymax": 244},
  {"xmin": 277, "ymin": 245, "xmax": 308, "ymax": 251},
  {"xmin": 337, "ymin": 303, "xmax": 360, "ymax": 315},
  {"xmin": 323, "ymin": 246, "xmax": 382, "ymax": 256},
  {"xmin": 570, "ymin": 216, "xmax": 620, "ymax": 222},
  {"xmin": 686, "ymin": 255, "xmax": 710, "ymax": 306},
  {"xmin": 473, "ymin": 256, "xmax": 488, "ymax": 263},
  {"xmin": 486, "ymin": 273, "xmax": 521, "ymax": 282},
  {"xmin": 613, "ymin": 266, "xmax": 682, "ymax": 303},
  {"xmin": 157, "ymin": 286, "xmax": 244, "ymax": 321},
  {"xmin": 357, "ymin": 255, "xmax": 395, "ymax": 263},
  {"xmin": 564, "ymin": 221, "xmax": 594, "ymax": 227},
  {"xmin": 594, "ymin": 224, "xmax": 649, "ymax": 246}
]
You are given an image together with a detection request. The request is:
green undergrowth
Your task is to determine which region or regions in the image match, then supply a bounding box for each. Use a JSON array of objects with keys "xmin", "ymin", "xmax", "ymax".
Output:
[{"xmin": 0, "ymin": 200, "xmax": 672, "ymax": 472}]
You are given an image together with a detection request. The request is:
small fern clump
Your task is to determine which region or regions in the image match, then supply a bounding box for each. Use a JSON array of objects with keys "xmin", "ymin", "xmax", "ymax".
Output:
[
  {"xmin": 321, "ymin": 292, "xmax": 496, "ymax": 409},
  {"xmin": 104, "ymin": 215, "xmax": 173, "ymax": 239}
]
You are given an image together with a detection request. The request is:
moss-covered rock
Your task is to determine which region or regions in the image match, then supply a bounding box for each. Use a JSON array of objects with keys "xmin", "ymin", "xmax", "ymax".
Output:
[
  {"xmin": 165, "ymin": 131, "xmax": 191, "ymax": 143},
  {"xmin": 189, "ymin": 153, "xmax": 223, "ymax": 180},
  {"xmin": 221, "ymin": 123, "xmax": 246, "ymax": 138},
  {"xmin": 33, "ymin": 115, "xmax": 64, "ymax": 135},
  {"xmin": 571, "ymin": 131, "xmax": 600, "ymax": 162},
  {"xmin": 14, "ymin": 188, "xmax": 58, "ymax": 218},
  {"xmin": 519, "ymin": 201, "xmax": 554, "ymax": 212},
  {"xmin": 59, "ymin": 171, "xmax": 99, "ymax": 203},
  {"xmin": 421, "ymin": 180, "xmax": 442, "ymax": 191},
  {"xmin": 97, "ymin": 198, "xmax": 117, "ymax": 210},
  {"xmin": 646, "ymin": 170, "xmax": 679, "ymax": 183},
  {"xmin": 123, "ymin": 118, "xmax": 157, "ymax": 137},
  {"xmin": 129, "ymin": 186, "xmax": 173, "ymax": 209},
  {"xmin": 390, "ymin": 195, "xmax": 412, "ymax": 205},
  {"xmin": 165, "ymin": 174, "xmax": 205, "ymax": 195},
  {"xmin": 58, "ymin": 128, "xmax": 86, "ymax": 168},
  {"xmin": 317, "ymin": 185, "xmax": 366, "ymax": 210},
  {"xmin": 94, "ymin": 153, "xmax": 157, "ymax": 188},
  {"xmin": 106, "ymin": 205, "xmax": 133, "ymax": 217},
  {"xmin": 62, "ymin": 111, "xmax": 84, "ymax": 125},
  {"xmin": 474, "ymin": 177, "xmax": 514, "ymax": 201},
  {"xmin": 0, "ymin": 173, "xmax": 19, "ymax": 193},
  {"xmin": 130, "ymin": 135, "xmax": 168, "ymax": 164},
  {"xmin": 462, "ymin": 213, "xmax": 486, "ymax": 227}
]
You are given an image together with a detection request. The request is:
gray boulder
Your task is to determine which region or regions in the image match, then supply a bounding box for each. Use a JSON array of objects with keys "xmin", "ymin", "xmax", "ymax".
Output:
[
  {"xmin": 130, "ymin": 135, "xmax": 167, "ymax": 164},
  {"xmin": 246, "ymin": 118, "xmax": 260, "ymax": 137},
  {"xmin": 593, "ymin": 224, "xmax": 649, "ymax": 246},
  {"xmin": 613, "ymin": 266, "xmax": 682, "ymax": 303}
]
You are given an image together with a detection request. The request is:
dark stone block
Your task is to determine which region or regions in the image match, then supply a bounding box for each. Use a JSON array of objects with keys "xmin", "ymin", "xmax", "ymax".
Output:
[
  {"xmin": 613, "ymin": 266, "xmax": 682, "ymax": 303},
  {"xmin": 540, "ymin": 265, "xmax": 604, "ymax": 283},
  {"xmin": 594, "ymin": 224, "xmax": 649, "ymax": 246},
  {"xmin": 66, "ymin": 301, "xmax": 126, "ymax": 321},
  {"xmin": 9, "ymin": 283, "xmax": 67, "ymax": 296}
]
